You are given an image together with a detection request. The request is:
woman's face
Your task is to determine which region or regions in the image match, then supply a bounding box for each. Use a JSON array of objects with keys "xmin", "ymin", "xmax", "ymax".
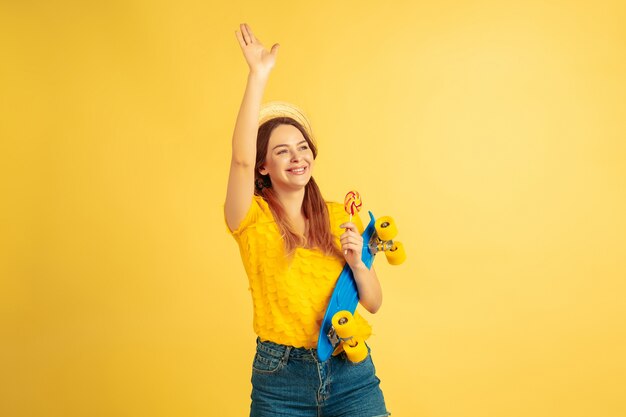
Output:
[{"xmin": 259, "ymin": 124, "xmax": 315, "ymax": 192}]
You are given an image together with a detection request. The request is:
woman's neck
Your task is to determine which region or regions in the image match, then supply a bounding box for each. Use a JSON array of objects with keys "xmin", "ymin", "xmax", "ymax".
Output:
[{"xmin": 275, "ymin": 187, "xmax": 306, "ymax": 219}]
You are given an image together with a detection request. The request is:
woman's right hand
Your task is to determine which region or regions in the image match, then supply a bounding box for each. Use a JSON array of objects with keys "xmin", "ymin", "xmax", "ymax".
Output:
[{"xmin": 235, "ymin": 23, "xmax": 279, "ymax": 77}]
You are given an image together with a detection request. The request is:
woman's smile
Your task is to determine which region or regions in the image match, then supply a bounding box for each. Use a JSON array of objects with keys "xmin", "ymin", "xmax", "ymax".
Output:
[{"xmin": 287, "ymin": 165, "xmax": 308, "ymax": 175}]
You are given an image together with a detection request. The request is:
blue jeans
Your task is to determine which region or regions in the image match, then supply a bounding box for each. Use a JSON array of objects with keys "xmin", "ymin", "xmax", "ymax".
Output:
[{"xmin": 250, "ymin": 338, "xmax": 390, "ymax": 417}]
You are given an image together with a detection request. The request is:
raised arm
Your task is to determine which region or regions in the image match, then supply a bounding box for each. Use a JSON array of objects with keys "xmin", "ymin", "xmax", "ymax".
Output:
[{"xmin": 225, "ymin": 23, "xmax": 280, "ymax": 232}]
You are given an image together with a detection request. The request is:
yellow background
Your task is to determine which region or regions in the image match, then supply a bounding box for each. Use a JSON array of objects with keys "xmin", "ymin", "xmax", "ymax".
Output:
[{"xmin": 2, "ymin": 1, "xmax": 625, "ymax": 416}]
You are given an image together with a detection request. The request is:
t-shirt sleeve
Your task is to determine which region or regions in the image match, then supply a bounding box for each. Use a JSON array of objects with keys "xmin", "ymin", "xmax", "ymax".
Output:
[{"xmin": 224, "ymin": 196, "xmax": 264, "ymax": 237}]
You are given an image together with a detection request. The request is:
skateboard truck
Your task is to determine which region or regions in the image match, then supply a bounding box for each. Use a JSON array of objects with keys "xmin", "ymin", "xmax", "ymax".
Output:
[
  {"xmin": 326, "ymin": 327, "xmax": 340, "ymax": 348},
  {"xmin": 326, "ymin": 316, "xmax": 354, "ymax": 350},
  {"xmin": 368, "ymin": 236, "xmax": 396, "ymax": 255},
  {"xmin": 367, "ymin": 216, "xmax": 406, "ymax": 265}
]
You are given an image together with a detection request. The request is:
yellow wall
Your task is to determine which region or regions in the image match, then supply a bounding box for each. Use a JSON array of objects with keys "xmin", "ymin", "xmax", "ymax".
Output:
[{"xmin": 2, "ymin": 1, "xmax": 625, "ymax": 416}]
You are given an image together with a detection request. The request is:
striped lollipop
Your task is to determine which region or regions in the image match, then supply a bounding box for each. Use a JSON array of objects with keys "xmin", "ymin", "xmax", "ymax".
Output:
[
  {"xmin": 344, "ymin": 190, "xmax": 362, "ymax": 220},
  {"xmin": 343, "ymin": 191, "xmax": 362, "ymax": 255}
]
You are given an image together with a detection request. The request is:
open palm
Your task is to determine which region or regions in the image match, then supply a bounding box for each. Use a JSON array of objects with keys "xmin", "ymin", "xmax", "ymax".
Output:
[{"xmin": 235, "ymin": 23, "xmax": 279, "ymax": 76}]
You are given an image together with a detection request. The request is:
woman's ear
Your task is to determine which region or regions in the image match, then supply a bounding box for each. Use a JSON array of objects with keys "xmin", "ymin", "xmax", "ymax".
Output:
[{"xmin": 259, "ymin": 165, "xmax": 268, "ymax": 175}]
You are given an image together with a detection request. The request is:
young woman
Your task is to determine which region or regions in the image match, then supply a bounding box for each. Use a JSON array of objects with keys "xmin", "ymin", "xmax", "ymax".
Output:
[{"xmin": 225, "ymin": 23, "xmax": 390, "ymax": 417}]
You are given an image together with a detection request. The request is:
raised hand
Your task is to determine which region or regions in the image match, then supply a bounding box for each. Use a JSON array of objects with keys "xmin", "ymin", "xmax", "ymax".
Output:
[{"xmin": 235, "ymin": 23, "xmax": 279, "ymax": 77}]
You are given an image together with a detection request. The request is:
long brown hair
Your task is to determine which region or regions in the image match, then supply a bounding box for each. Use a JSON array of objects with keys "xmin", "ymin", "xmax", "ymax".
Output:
[{"xmin": 255, "ymin": 117, "xmax": 342, "ymax": 258}]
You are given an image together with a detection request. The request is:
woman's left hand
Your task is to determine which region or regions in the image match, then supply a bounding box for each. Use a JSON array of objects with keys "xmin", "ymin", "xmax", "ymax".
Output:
[{"xmin": 340, "ymin": 222, "xmax": 365, "ymax": 270}]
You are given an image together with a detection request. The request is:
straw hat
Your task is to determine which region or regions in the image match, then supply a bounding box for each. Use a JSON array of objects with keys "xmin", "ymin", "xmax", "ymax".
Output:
[{"xmin": 258, "ymin": 101, "xmax": 314, "ymax": 140}]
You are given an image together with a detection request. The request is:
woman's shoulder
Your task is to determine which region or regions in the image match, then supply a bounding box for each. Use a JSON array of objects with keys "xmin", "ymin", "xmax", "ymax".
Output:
[
  {"xmin": 227, "ymin": 195, "xmax": 272, "ymax": 236},
  {"xmin": 325, "ymin": 200, "xmax": 365, "ymax": 233},
  {"xmin": 253, "ymin": 194, "xmax": 269, "ymax": 207},
  {"xmin": 325, "ymin": 200, "xmax": 342, "ymax": 208},
  {"xmin": 325, "ymin": 200, "xmax": 349, "ymax": 225},
  {"xmin": 251, "ymin": 195, "xmax": 274, "ymax": 217},
  {"xmin": 325, "ymin": 200, "xmax": 345, "ymax": 216}
]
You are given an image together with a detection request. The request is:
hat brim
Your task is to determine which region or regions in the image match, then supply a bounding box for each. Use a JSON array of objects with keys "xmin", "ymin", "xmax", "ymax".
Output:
[{"xmin": 258, "ymin": 101, "xmax": 314, "ymax": 139}]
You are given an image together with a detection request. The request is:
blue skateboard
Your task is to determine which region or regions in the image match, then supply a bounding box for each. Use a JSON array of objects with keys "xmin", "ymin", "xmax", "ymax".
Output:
[{"xmin": 317, "ymin": 211, "xmax": 405, "ymax": 362}]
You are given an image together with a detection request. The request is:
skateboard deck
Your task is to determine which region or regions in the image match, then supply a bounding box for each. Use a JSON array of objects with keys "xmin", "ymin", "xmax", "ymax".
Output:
[{"xmin": 317, "ymin": 211, "xmax": 378, "ymax": 361}]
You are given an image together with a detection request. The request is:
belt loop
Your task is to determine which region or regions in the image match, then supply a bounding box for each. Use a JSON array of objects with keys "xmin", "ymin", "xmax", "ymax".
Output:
[{"xmin": 283, "ymin": 346, "xmax": 292, "ymax": 365}]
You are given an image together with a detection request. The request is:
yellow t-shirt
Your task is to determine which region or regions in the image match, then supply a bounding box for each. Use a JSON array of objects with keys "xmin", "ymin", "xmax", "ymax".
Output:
[{"xmin": 226, "ymin": 195, "xmax": 372, "ymax": 348}]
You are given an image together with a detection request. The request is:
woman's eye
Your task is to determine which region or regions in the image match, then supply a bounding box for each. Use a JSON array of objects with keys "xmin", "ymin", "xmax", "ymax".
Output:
[
  {"xmin": 277, "ymin": 149, "xmax": 287, "ymax": 155},
  {"xmin": 299, "ymin": 146, "xmax": 309, "ymax": 151}
]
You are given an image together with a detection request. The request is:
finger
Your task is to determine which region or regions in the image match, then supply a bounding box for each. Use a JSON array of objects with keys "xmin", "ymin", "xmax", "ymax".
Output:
[
  {"xmin": 340, "ymin": 229, "xmax": 362, "ymax": 240},
  {"xmin": 340, "ymin": 235, "xmax": 363, "ymax": 246},
  {"xmin": 340, "ymin": 222, "xmax": 358, "ymax": 233},
  {"xmin": 342, "ymin": 242, "xmax": 362, "ymax": 253},
  {"xmin": 340, "ymin": 233, "xmax": 353, "ymax": 245},
  {"xmin": 241, "ymin": 23, "xmax": 251, "ymax": 44},
  {"xmin": 341, "ymin": 237, "xmax": 363, "ymax": 250},
  {"xmin": 245, "ymin": 23, "xmax": 258, "ymax": 43},
  {"xmin": 270, "ymin": 43, "xmax": 280, "ymax": 56},
  {"xmin": 235, "ymin": 30, "xmax": 246, "ymax": 48},
  {"xmin": 343, "ymin": 243, "xmax": 352, "ymax": 255},
  {"xmin": 341, "ymin": 235, "xmax": 362, "ymax": 245},
  {"xmin": 342, "ymin": 242, "xmax": 360, "ymax": 252}
]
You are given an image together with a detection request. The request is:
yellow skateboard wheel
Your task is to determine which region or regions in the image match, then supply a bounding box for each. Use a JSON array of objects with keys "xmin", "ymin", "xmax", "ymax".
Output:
[
  {"xmin": 332, "ymin": 310, "xmax": 356, "ymax": 339},
  {"xmin": 343, "ymin": 338, "xmax": 368, "ymax": 363},
  {"xmin": 385, "ymin": 241, "xmax": 406, "ymax": 265},
  {"xmin": 375, "ymin": 216, "xmax": 398, "ymax": 241}
]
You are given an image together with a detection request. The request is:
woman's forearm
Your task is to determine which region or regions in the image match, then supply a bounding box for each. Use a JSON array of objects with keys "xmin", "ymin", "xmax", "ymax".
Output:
[
  {"xmin": 231, "ymin": 72, "xmax": 269, "ymax": 167},
  {"xmin": 352, "ymin": 264, "xmax": 383, "ymax": 314}
]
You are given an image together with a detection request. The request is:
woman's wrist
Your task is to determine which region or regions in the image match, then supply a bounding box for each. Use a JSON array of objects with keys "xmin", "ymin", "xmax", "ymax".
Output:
[
  {"xmin": 248, "ymin": 69, "xmax": 270, "ymax": 81},
  {"xmin": 351, "ymin": 261, "xmax": 369, "ymax": 273}
]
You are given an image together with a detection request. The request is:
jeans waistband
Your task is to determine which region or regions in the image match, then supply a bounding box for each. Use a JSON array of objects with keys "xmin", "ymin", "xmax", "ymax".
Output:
[{"xmin": 256, "ymin": 338, "xmax": 319, "ymax": 360}]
